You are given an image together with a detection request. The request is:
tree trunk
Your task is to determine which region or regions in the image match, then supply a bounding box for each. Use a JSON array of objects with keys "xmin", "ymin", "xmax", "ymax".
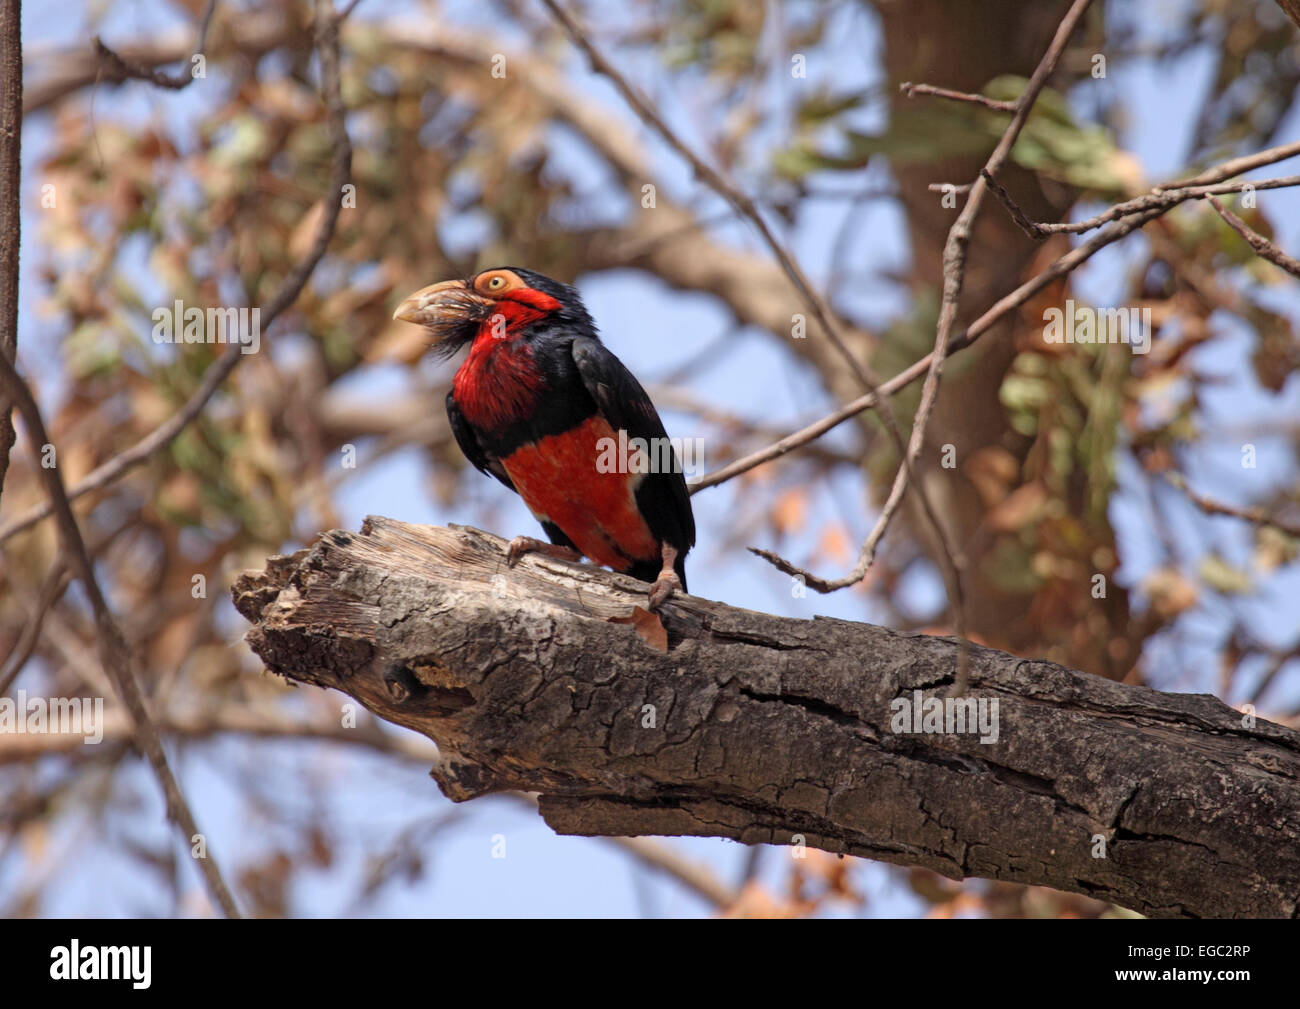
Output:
[{"xmin": 233, "ymin": 517, "xmax": 1300, "ymax": 918}]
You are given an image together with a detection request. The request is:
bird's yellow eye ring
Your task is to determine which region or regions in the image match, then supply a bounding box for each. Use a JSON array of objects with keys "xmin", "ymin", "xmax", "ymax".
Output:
[{"xmin": 474, "ymin": 269, "xmax": 523, "ymax": 295}]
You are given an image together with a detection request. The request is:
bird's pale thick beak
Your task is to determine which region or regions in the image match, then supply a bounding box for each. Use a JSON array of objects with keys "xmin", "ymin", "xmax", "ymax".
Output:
[{"xmin": 392, "ymin": 278, "xmax": 482, "ymax": 326}]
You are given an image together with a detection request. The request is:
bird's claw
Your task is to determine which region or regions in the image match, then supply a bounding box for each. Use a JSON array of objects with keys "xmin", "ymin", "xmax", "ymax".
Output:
[
  {"xmin": 506, "ymin": 536, "xmax": 580, "ymax": 569},
  {"xmin": 505, "ymin": 536, "xmax": 532, "ymax": 568},
  {"xmin": 647, "ymin": 571, "xmax": 682, "ymax": 611}
]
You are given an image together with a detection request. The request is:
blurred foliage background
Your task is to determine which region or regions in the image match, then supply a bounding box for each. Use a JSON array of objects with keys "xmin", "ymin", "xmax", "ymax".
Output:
[{"xmin": 1, "ymin": 0, "xmax": 1299, "ymax": 917}]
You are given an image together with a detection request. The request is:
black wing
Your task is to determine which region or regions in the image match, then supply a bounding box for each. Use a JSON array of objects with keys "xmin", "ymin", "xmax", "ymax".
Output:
[
  {"xmin": 570, "ymin": 336, "xmax": 696, "ymax": 558},
  {"xmin": 445, "ymin": 391, "xmax": 515, "ymax": 492}
]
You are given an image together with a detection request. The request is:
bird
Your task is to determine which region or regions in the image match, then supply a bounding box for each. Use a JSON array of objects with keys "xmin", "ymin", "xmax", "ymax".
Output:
[{"xmin": 392, "ymin": 267, "xmax": 695, "ymax": 609}]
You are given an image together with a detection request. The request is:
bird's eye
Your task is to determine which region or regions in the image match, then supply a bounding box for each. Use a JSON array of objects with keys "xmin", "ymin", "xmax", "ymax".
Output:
[{"xmin": 488, "ymin": 276, "xmax": 505, "ymax": 290}]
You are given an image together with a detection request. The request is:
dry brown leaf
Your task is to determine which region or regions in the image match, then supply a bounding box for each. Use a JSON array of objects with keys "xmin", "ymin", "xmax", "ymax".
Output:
[
  {"xmin": 289, "ymin": 198, "xmax": 327, "ymax": 261},
  {"xmin": 771, "ymin": 486, "xmax": 807, "ymax": 535},
  {"xmin": 987, "ymin": 482, "xmax": 1048, "ymax": 533},
  {"xmin": 1141, "ymin": 567, "xmax": 1199, "ymax": 619},
  {"xmin": 965, "ymin": 445, "xmax": 1020, "ymax": 508},
  {"xmin": 808, "ymin": 523, "xmax": 849, "ymax": 567}
]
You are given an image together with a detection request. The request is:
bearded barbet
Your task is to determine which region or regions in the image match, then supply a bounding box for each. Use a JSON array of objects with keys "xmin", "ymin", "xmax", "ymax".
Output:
[{"xmin": 393, "ymin": 267, "xmax": 695, "ymax": 609}]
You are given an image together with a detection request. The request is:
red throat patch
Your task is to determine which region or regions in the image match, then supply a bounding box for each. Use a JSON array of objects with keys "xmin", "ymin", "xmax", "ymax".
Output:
[{"xmin": 451, "ymin": 289, "xmax": 560, "ymax": 433}]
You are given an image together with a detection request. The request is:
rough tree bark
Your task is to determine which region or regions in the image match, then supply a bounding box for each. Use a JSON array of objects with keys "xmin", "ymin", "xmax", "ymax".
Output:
[{"xmin": 233, "ymin": 517, "xmax": 1300, "ymax": 918}]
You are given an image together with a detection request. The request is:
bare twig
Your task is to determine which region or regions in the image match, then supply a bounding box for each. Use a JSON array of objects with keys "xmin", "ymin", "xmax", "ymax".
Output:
[
  {"xmin": 0, "ymin": 557, "xmax": 70, "ymax": 694},
  {"xmin": 980, "ymin": 167, "xmax": 1047, "ymax": 239},
  {"xmin": 0, "ymin": 353, "xmax": 242, "ymax": 917},
  {"xmin": 1166, "ymin": 471, "xmax": 1300, "ymax": 539},
  {"xmin": 1206, "ymin": 195, "xmax": 1300, "ymax": 280},
  {"xmin": 0, "ymin": 701, "xmax": 440, "ymax": 764},
  {"xmin": 1276, "ymin": 0, "xmax": 1300, "ymax": 32},
  {"xmin": 1, "ymin": 518, "xmax": 136, "ymax": 694},
  {"xmin": 1002, "ymin": 175, "xmax": 1300, "ymax": 239},
  {"xmin": 604, "ymin": 834, "xmax": 741, "ymax": 911},
  {"xmin": 0, "ymin": 0, "xmax": 20, "ymax": 504},
  {"xmin": 501, "ymin": 793, "xmax": 740, "ymax": 909},
  {"xmin": 900, "ymin": 80, "xmax": 1017, "ymax": 113},
  {"xmin": 0, "ymin": 4, "xmax": 352, "ymax": 547},
  {"xmin": 1153, "ymin": 138, "xmax": 1300, "ymax": 191},
  {"xmin": 92, "ymin": 0, "xmax": 216, "ymax": 90},
  {"xmin": 1247, "ymin": 644, "xmax": 1300, "ymax": 707},
  {"xmin": 335, "ymin": 0, "xmax": 366, "ymax": 24}
]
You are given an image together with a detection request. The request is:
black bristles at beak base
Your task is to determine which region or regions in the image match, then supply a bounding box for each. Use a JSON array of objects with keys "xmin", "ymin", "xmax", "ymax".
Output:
[{"xmin": 392, "ymin": 279, "xmax": 491, "ymax": 358}]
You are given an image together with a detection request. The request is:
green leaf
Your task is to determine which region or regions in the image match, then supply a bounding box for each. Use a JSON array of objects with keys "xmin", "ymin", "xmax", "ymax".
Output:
[{"xmin": 1198, "ymin": 554, "xmax": 1253, "ymax": 595}]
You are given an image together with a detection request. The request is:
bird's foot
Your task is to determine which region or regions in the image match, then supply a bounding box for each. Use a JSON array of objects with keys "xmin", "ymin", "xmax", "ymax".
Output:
[
  {"xmin": 647, "ymin": 543, "xmax": 683, "ymax": 611},
  {"xmin": 506, "ymin": 536, "xmax": 581, "ymax": 568},
  {"xmin": 647, "ymin": 571, "xmax": 681, "ymax": 611}
]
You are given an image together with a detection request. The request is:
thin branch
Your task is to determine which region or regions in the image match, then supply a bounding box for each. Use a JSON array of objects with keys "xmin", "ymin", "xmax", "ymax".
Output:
[
  {"xmin": 980, "ymin": 167, "xmax": 1047, "ymax": 239},
  {"xmin": 1206, "ymin": 195, "xmax": 1300, "ymax": 280},
  {"xmin": 899, "ymin": 80, "xmax": 1017, "ymax": 113},
  {"xmin": 501, "ymin": 793, "xmax": 740, "ymax": 909},
  {"xmin": 0, "ymin": 3, "xmax": 352, "ymax": 547},
  {"xmin": 1166, "ymin": 471, "xmax": 1300, "ymax": 539},
  {"xmin": 1153, "ymin": 138, "xmax": 1300, "ymax": 191},
  {"xmin": 0, "ymin": 0, "xmax": 20, "ymax": 505},
  {"xmin": 0, "ymin": 556, "xmax": 70, "ymax": 694},
  {"xmin": 1009, "ymin": 175, "xmax": 1300, "ymax": 239},
  {"xmin": 91, "ymin": 0, "xmax": 216, "ymax": 91},
  {"xmin": 0, "ymin": 353, "xmax": 242, "ymax": 917},
  {"xmin": 1, "ymin": 518, "xmax": 136, "ymax": 694},
  {"xmin": 0, "ymin": 702, "xmax": 440, "ymax": 764},
  {"xmin": 1276, "ymin": 0, "xmax": 1300, "ymax": 32},
  {"xmin": 335, "ymin": 0, "xmax": 366, "ymax": 24},
  {"xmin": 1247, "ymin": 645, "xmax": 1300, "ymax": 707},
  {"xmin": 604, "ymin": 834, "xmax": 741, "ymax": 911},
  {"xmin": 649, "ymin": 386, "xmax": 861, "ymax": 468}
]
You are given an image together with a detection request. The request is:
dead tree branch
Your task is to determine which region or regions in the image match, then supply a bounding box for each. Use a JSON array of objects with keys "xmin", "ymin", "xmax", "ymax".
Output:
[
  {"xmin": 92, "ymin": 0, "xmax": 216, "ymax": 91},
  {"xmin": 1206, "ymin": 195, "xmax": 1300, "ymax": 280},
  {"xmin": 899, "ymin": 81, "xmax": 1017, "ymax": 113},
  {"xmin": 234, "ymin": 518, "xmax": 1300, "ymax": 919}
]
